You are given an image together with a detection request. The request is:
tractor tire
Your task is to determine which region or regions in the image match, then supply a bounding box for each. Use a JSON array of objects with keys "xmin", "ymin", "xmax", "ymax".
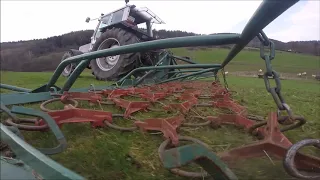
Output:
[
  {"xmin": 61, "ymin": 51, "xmax": 77, "ymax": 77},
  {"xmin": 90, "ymin": 28, "xmax": 142, "ymax": 81}
]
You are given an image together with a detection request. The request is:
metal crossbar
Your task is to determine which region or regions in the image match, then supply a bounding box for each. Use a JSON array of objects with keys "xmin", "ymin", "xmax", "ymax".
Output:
[
  {"xmin": 0, "ymin": 1, "xmax": 299, "ymax": 95},
  {"xmin": 39, "ymin": 0, "xmax": 297, "ymax": 93},
  {"xmin": 2, "ymin": 1, "xmax": 315, "ymax": 180}
]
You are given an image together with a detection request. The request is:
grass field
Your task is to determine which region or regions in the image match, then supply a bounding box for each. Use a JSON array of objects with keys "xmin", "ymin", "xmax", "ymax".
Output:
[
  {"xmin": 1, "ymin": 48, "xmax": 319, "ymax": 180},
  {"xmin": 171, "ymin": 48, "xmax": 320, "ymax": 75}
]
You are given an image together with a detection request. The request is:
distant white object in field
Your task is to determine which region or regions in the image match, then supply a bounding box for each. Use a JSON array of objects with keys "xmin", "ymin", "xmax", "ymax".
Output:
[
  {"xmin": 302, "ymin": 72, "xmax": 307, "ymax": 76},
  {"xmin": 297, "ymin": 73, "xmax": 302, "ymax": 76},
  {"xmin": 224, "ymin": 71, "xmax": 229, "ymax": 75},
  {"xmin": 259, "ymin": 69, "xmax": 263, "ymax": 72},
  {"xmin": 312, "ymin": 74, "xmax": 316, "ymax": 77}
]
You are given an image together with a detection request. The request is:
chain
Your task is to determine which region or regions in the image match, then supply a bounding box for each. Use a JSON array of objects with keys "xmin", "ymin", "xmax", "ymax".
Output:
[{"xmin": 258, "ymin": 31, "xmax": 299, "ymax": 123}]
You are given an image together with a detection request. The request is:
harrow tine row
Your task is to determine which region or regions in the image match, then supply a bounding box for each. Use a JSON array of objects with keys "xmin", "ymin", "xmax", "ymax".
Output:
[
  {"xmin": 2, "ymin": 80, "xmax": 319, "ymax": 179},
  {"xmin": 218, "ymin": 112, "xmax": 320, "ymax": 172},
  {"xmin": 135, "ymin": 115, "xmax": 184, "ymax": 146},
  {"xmin": 2, "ymin": 1, "xmax": 318, "ymax": 179}
]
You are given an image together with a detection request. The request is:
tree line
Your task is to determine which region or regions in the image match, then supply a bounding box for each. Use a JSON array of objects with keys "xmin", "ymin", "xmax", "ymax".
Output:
[{"xmin": 1, "ymin": 29, "xmax": 319, "ymax": 72}]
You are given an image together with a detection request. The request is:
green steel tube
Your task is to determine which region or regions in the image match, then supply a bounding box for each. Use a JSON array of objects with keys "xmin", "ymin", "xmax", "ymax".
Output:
[
  {"xmin": 61, "ymin": 53, "xmax": 168, "ymax": 91},
  {"xmin": 1, "ymin": 92, "xmax": 53, "ymax": 106},
  {"xmin": 1, "ymin": 124, "xmax": 84, "ymax": 180},
  {"xmin": 171, "ymin": 55, "xmax": 197, "ymax": 64},
  {"xmin": 171, "ymin": 57, "xmax": 178, "ymax": 65},
  {"xmin": 221, "ymin": 0, "xmax": 299, "ymax": 67},
  {"xmin": 117, "ymin": 64, "xmax": 221, "ymax": 84},
  {"xmin": 156, "ymin": 52, "xmax": 169, "ymax": 65},
  {"xmin": 133, "ymin": 66, "xmax": 208, "ymax": 86},
  {"xmin": 134, "ymin": 70, "xmax": 156, "ymax": 86},
  {"xmin": 11, "ymin": 106, "xmax": 67, "ymax": 155},
  {"xmin": 157, "ymin": 67, "xmax": 219, "ymax": 84},
  {"xmin": 60, "ymin": 60, "xmax": 90, "ymax": 92},
  {"xmin": 47, "ymin": 34, "xmax": 240, "ymax": 89},
  {"xmin": 0, "ymin": 102, "xmax": 18, "ymax": 121},
  {"xmin": 166, "ymin": 71, "xmax": 216, "ymax": 81},
  {"xmin": 167, "ymin": 70, "xmax": 205, "ymax": 73},
  {"xmin": 0, "ymin": 84, "xmax": 31, "ymax": 93}
]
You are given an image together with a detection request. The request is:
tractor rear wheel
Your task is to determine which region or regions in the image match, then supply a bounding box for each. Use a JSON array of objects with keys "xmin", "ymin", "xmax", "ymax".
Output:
[
  {"xmin": 90, "ymin": 28, "xmax": 142, "ymax": 81},
  {"xmin": 61, "ymin": 51, "xmax": 76, "ymax": 77}
]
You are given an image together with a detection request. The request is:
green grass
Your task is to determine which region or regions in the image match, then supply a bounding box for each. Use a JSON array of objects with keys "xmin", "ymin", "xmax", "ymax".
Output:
[
  {"xmin": 171, "ymin": 48, "xmax": 320, "ymax": 74},
  {"xmin": 1, "ymin": 48, "xmax": 319, "ymax": 180}
]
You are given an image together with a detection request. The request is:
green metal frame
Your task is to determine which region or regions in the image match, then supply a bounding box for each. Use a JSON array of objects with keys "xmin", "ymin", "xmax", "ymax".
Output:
[
  {"xmin": 1, "ymin": 124, "xmax": 84, "ymax": 180},
  {"xmin": 162, "ymin": 143, "xmax": 238, "ymax": 180},
  {"xmin": 0, "ymin": 0, "xmax": 300, "ymax": 179}
]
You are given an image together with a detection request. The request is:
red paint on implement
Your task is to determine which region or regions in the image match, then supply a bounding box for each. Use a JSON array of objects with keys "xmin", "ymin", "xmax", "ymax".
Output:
[
  {"xmin": 37, "ymin": 105, "xmax": 112, "ymax": 128},
  {"xmin": 13, "ymin": 80, "xmax": 320, "ymax": 174},
  {"xmin": 218, "ymin": 112, "xmax": 320, "ymax": 171},
  {"xmin": 165, "ymin": 100, "xmax": 198, "ymax": 114},
  {"xmin": 102, "ymin": 89, "xmax": 133, "ymax": 99},
  {"xmin": 139, "ymin": 92, "xmax": 167, "ymax": 102},
  {"xmin": 111, "ymin": 98, "xmax": 150, "ymax": 118},
  {"xmin": 60, "ymin": 92, "xmax": 102, "ymax": 103},
  {"xmin": 134, "ymin": 115, "xmax": 184, "ymax": 145},
  {"xmin": 212, "ymin": 100, "xmax": 247, "ymax": 116},
  {"xmin": 206, "ymin": 114, "xmax": 260, "ymax": 131}
]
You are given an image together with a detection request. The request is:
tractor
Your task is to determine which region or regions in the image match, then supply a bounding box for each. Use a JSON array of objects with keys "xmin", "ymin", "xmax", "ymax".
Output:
[
  {"xmin": 2, "ymin": 1, "xmax": 320, "ymax": 179},
  {"xmin": 61, "ymin": 0, "xmax": 165, "ymax": 81}
]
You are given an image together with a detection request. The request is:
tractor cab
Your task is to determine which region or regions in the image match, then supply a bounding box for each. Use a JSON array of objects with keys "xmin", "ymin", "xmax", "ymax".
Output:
[
  {"xmin": 87, "ymin": 4, "xmax": 165, "ymax": 45},
  {"xmin": 63, "ymin": 1, "xmax": 166, "ymax": 80}
]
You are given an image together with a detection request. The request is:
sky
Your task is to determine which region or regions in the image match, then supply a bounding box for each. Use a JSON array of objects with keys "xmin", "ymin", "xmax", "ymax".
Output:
[{"xmin": 1, "ymin": 0, "xmax": 319, "ymax": 43}]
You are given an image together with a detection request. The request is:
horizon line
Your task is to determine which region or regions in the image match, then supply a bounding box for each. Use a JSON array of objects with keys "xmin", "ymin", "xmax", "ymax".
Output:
[{"xmin": 1, "ymin": 28, "xmax": 319, "ymax": 44}]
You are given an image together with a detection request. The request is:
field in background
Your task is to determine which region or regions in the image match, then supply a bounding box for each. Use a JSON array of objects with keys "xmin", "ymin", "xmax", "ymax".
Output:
[
  {"xmin": 1, "ymin": 47, "xmax": 319, "ymax": 180},
  {"xmin": 171, "ymin": 48, "xmax": 320, "ymax": 75}
]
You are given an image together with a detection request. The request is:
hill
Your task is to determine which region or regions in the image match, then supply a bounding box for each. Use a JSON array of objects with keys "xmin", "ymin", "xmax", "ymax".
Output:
[{"xmin": 1, "ymin": 29, "xmax": 319, "ymax": 72}]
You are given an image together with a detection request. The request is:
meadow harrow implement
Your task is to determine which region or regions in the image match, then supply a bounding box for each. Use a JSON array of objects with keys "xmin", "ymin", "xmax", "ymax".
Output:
[{"xmin": 1, "ymin": 0, "xmax": 320, "ymax": 179}]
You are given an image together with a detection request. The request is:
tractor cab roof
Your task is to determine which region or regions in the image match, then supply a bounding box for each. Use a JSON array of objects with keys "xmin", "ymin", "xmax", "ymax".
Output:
[{"xmin": 98, "ymin": 4, "xmax": 165, "ymax": 25}]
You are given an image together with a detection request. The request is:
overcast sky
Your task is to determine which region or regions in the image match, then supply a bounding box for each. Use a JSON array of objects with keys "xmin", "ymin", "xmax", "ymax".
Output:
[{"xmin": 1, "ymin": 0, "xmax": 319, "ymax": 43}]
